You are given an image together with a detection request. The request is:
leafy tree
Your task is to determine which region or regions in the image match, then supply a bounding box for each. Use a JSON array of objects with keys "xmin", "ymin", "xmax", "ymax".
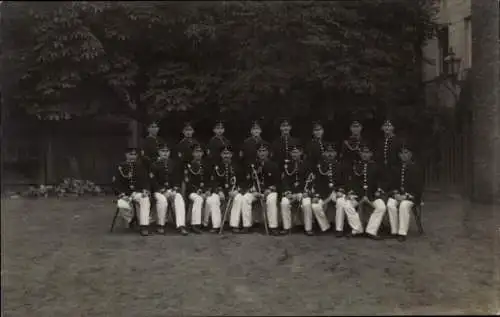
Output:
[{"xmin": 2, "ymin": 0, "xmax": 438, "ymax": 130}]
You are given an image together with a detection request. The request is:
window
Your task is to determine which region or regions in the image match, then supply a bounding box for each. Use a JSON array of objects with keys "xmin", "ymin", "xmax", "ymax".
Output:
[{"xmin": 437, "ymin": 25, "xmax": 450, "ymax": 75}]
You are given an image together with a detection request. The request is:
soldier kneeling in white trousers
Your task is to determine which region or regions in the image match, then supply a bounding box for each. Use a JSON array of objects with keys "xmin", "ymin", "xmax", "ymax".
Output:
[
  {"xmin": 117, "ymin": 192, "xmax": 151, "ymax": 229},
  {"xmin": 149, "ymin": 143, "xmax": 189, "ymax": 235},
  {"xmin": 112, "ymin": 146, "xmax": 152, "ymax": 236},
  {"xmin": 154, "ymin": 190, "xmax": 189, "ymax": 235},
  {"xmin": 204, "ymin": 191, "xmax": 223, "ymax": 233},
  {"xmin": 242, "ymin": 189, "xmax": 278, "ymax": 234},
  {"xmin": 387, "ymin": 196, "xmax": 413, "ymax": 241},
  {"xmin": 301, "ymin": 194, "xmax": 331, "ymax": 235},
  {"xmin": 229, "ymin": 192, "xmax": 252, "ymax": 233},
  {"xmin": 386, "ymin": 144, "xmax": 425, "ymax": 241}
]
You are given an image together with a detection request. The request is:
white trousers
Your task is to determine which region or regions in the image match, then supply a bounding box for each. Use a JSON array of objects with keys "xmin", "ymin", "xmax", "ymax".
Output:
[
  {"xmin": 242, "ymin": 192, "xmax": 278, "ymax": 228},
  {"xmin": 387, "ymin": 198, "xmax": 414, "ymax": 236},
  {"xmin": 229, "ymin": 193, "xmax": 252, "ymax": 228},
  {"xmin": 341, "ymin": 197, "xmax": 365, "ymax": 234},
  {"xmin": 116, "ymin": 192, "xmax": 151, "ymax": 226},
  {"xmin": 154, "ymin": 191, "xmax": 186, "ymax": 228},
  {"xmin": 279, "ymin": 195, "xmax": 302, "ymax": 230},
  {"xmin": 365, "ymin": 199, "xmax": 387, "ymax": 236},
  {"xmin": 204, "ymin": 193, "xmax": 222, "ymax": 229},
  {"xmin": 303, "ymin": 197, "xmax": 331, "ymax": 232},
  {"xmin": 188, "ymin": 193, "xmax": 205, "ymax": 225}
]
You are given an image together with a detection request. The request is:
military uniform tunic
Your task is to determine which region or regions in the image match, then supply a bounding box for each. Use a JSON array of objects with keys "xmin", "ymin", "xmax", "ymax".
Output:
[
  {"xmin": 389, "ymin": 161, "xmax": 424, "ymax": 204},
  {"xmin": 150, "ymin": 158, "xmax": 182, "ymax": 193},
  {"xmin": 348, "ymin": 160, "xmax": 381, "ymax": 201},
  {"xmin": 176, "ymin": 137, "xmax": 200, "ymax": 163},
  {"xmin": 239, "ymin": 136, "xmax": 265, "ymax": 166},
  {"xmin": 340, "ymin": 135, "xmax": 365, "ymax": 167},
  {"xmin": 207, "ymin": 136, "xmax": 230, "ymax": 161},
  {"xmin": 210, "ymin": 161, "xmax": 242, "ymax": 194},
  {"xmin": 184, "ymin": 159, "xmax": 210, "ymax": 194},
  {"xmin": 112, "ymin": 160, "xmax": 150, "ymax": 195},
  {"xmin": 312, "ymin": 159, "xmax": 347, "ymax": 199},
  {"xmin": 271, "ymin": 135, "xmax": 300, "ymax": 169},
  {"xmin": 141, "ymin": 135, "xmax": 166, "ymax": 169},
  {"xmin": 306, "ymin": 137, "xmax": 326, "ymax": 167},
  {"xmin": 281, "ymin": 159, "xmax": 311, "ymax": 194},
  {"xmin": 243, "ymin": 159, "xmax": 280, "ymax": 193}
]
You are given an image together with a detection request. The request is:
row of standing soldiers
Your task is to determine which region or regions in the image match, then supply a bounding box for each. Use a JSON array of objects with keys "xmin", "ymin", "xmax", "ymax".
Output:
[{"xmin": 112, "ymin": 117, "xmax": 424, "ymax": 241}]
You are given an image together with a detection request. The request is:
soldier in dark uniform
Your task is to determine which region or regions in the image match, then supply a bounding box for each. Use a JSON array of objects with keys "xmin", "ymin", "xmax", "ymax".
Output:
[
  {"xmin": 346, "ymin": 143, "xmax": 386, "ymax": 239},
  {"xmin": 184, "ymin": 143, "xmax": 210, "ymax": 234},
  {"xmin": 206, "ymin": 120, "xmax": 230, "ymax": 166},
  {"xmin": 271, "ymin": 117, "xmax": 300, "ymax": 171},
  {"xmin": 340, "ymin": 118, "xmax": 366, "ymax": 169},
  {"xmin": 279, "ymin": 143, "xmax": 313, "ymax": 235},
  {"xmin": 176, "ymin": 121, "xmax": 200, "ymax": 164},
  {"xmin": 239, "ymin": 120, "xmax": 265, "ymax": 167},
  {"xmin": 150, "ymin": 144, "xmax": 189, "ymax": 236},
  {"xmin": 375, "ymin": 119, "xmax": 403, "ymax": 187},
  {"xmin": 112, "ymin": 147, "xmax": 152, "ymax": 236},
  {"xmin": 307, "ymin": 143, "xmax": 347, "ymax": 236},
  {"xmin": 241, "ymin": 142, "xmax": 281, "ymax": 235},
  {"xmin": 141, "ymin": 121, "xmax": 165, "ymax": 169},
  {"xmin": 306, "ymin": 120, "xmax": 327, "ymax": 167},
  {"xmin": 386, "ymin": 143, "xmax": 424, "ymax": 241},
  {"xmin": 206, "ymin": 145, "xmax": 244, "ymax": 233}
]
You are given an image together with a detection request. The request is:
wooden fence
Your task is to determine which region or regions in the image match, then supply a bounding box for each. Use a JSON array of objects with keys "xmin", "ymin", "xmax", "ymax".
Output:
[
  {"xmin": 423, "ymin": 132, "xmax": 470, "ymax": 194},
  {"xmin": 4, "ymin": 131, "xmax": 470, "ymax": 194},
  {"xmin": 3, "ymin": 134, "xmax": 127, "ymax": 187}
]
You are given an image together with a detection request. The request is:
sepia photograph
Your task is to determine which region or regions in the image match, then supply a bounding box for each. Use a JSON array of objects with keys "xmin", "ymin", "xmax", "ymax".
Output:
[{"xmin": 1, "ymin": 0, "xmax": 499, "ymax": 315}]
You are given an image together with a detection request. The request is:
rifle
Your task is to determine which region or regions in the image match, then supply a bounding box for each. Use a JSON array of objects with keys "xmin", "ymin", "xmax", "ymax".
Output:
[
  {"xmin": 219, "ymin": 176, "xmax": 237, "ymax": 234},
  {"xmin": 251, "ymin": 164, "xmax": 270, "ymax": 235}
]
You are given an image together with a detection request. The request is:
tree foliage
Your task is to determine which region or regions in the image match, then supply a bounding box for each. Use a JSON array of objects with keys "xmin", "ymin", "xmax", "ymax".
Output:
[{"xmin": 1, "ymin": 0, "xmax": 438, "ymax": 125}]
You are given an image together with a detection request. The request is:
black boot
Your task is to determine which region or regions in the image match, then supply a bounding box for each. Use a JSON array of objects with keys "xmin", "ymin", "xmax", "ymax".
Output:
[
  {"xmin": 270, "ymin": 229, "xmax": 280, "ymax": 236},
  {"xmin": 241, "ymin": 227, "xmax": 251, "ymax": 234},
  {"xmin": 305, "ymin": 230, "xmax": 314, "ymax": 236},
  {"xmin": 397, "ymin": 235, "xmax": 407, "ymax": 242},
  {"xmin": 335, "ymin": 231, "xmax": 344, "ymax": 238},
  {"xmin": 191, "ymin": 225, "xmax": 202, "ymax": 234},
  {"xmin": 156, "ymin": 225, "xmax": 166, "ymax": 235},
  {"xmin": 139, "ymin": 225, "xmax": 149, "ymax": 236},
  {"xmin": 280, "ymin": 229, "xmax": 291, "ymax": 235},
  {"xmin": 178, "ymin": 226, "xmax": 189, "ymax": 236},
  {"xmin": 366, "ymin": 233, "xmax": 383, "ymax": 240}
]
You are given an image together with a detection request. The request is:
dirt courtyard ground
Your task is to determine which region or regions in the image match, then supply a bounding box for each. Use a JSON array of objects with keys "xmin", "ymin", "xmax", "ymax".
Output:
[{"xmin": 2, "ymin": 195, "xmax": 499, "ymax": 316}]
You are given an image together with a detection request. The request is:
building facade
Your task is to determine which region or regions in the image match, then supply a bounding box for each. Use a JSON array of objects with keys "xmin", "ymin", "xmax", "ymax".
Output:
[{"xmin": 422, "ymin": 0, "xmax": 472, "ymax": 109}]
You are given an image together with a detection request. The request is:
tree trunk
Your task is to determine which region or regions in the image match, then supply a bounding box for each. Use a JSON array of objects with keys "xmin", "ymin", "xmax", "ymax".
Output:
[
  {"xmin": 470, "ymin": 0, "xmax": 500, "ymax": 204},
  {"xmin": 128, "ymin": 119, "xmax": 139, "ymax": 148},
  {"xmin": 46, "ymin": 132, "xmax": 55, "ymax": 184}
]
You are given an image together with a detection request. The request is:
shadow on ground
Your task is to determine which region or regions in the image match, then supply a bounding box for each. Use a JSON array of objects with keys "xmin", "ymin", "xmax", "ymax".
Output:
[{"xmin": 2, "ymin": 196, "xmax": 499, "ymax": 316}]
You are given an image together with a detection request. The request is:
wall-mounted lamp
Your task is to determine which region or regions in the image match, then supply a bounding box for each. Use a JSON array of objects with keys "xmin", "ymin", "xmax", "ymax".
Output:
[{"xmin": 443, "ymin": 49, "xmax": 463, "ymax": 84}]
